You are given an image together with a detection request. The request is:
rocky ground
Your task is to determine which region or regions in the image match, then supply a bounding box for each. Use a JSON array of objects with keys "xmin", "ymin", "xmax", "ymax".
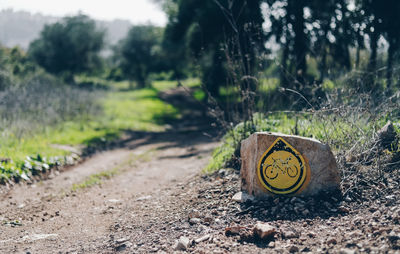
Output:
[{"xmin": 104, "ymin": 164, "xmax": 400, "ymax": 254}]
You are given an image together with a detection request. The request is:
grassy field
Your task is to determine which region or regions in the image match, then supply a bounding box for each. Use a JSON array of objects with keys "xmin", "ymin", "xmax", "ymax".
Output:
[{"xmin": 0, "ymin": 78, "xmax": 192, "ymax": 183}]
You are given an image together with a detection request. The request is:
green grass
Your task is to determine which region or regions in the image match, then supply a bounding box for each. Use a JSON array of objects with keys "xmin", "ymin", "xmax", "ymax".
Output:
[
  {"xmin": 0, "ymin": 81, "xmax": 180, "ymax": 183},
  {"xmin": 71, "ymin": 169, "xmax": 118, "ymax": 191},
  {"xmin": 193, "ymin": 88, "xmax": 206, "ymax": 101},
  {"xmin": 3, "ymin": 88, "xmax": 178, "ymax": 160},
  {"xmin": 152, "ymin": 78, "xmax": 201, "ymax": 91},
  {"xmin": 152, "ymin": 80, "xmax": 178, "ymax": 91},
  {"xmin": 204, "ymin": 113, "xmax": 295, "ymax": 173},
  {"xmin": 86, "ymin": 78, "xmax": 202, "ymax": 92},
  {"xmin": 50, "ymin": 88, "xmax": 179, "ymax": 144},
  {"xmin": 204, "ymin": 142, "xmax": 236, "ymax": 174},
  {"xmin": 204, "ymin": 112, "xmax": 398, "ymax": 174}
]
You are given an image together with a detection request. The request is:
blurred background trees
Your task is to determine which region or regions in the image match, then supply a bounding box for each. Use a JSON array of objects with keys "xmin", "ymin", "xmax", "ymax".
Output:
[
  {"xmin": 2, "ymin": 0, "xmax": 400, "ymax": 105},
  {"xmin": 162, "ymin": 0, "xmax": 264, "ymax": 98},
  {"xmin": 148, "ymin": 0, "xmax": 400, "ymax": 107},
  {"xmin": 28, "ymin": 14, "xmax": 105, "ymax": 82},
  {"xmin": 113, "ymin": 25, "xmax": 163, "ymax": 88}
]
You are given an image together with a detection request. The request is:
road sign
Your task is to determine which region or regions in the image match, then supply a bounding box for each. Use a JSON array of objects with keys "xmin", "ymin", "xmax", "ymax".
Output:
[{"xmin": 257, "ymin": 137, "xmax": 310, "ymax": 195}]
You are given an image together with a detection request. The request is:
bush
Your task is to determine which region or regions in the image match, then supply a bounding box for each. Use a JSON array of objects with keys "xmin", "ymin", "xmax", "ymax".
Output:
[{"xmin": 0, "ymin": 73, "xmax": 101, "ymax": 139}]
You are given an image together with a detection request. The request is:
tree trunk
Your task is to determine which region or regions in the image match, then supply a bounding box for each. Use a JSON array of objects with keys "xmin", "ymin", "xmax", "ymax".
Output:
[
  {"xmin": 338, "ymin": 43, "xmax": 351, "ymax": 71},
  {"xmin": 318, "ymin": 24, "xmax": 330, "ymax": 83},
  {"xmin": 136, "ymin": 66, "xmax": 146, "ymax": 89},
  {"xmin": 366, "ymin": 21, "xmax": 379, "ymax": 90},
  {"xmin": 291, "ymin": 0, "xmax": 307, "ymax": 90},
  {"xmin": 64, "ymin": 72, "xmax": 75, "ymax": 85},
  {"xmin": 203, "ymin": 49, "xmax": 223, "ymax": 100},
  {"xmin": 368, "ymin": 27, "xmax": 379, "ymax": 73},
  {"xmin": 355, "ymin": 29, "xmax": 362, "ymax": 69},
  {"xmin": 129, "ymin": 80, "xmax": 134, "ymax": 90},
  {"xmin": 319, "ymin": 46, "xmax": 327, "ymax": 83},
  {"xmin": 356, "ymin": 46, "xmax": 361, "ymax": 69},
  {"xmin": 280, "ymin": 41, "xmax": 290, "ymax": 87},
  {"xmin": 386, "ymin": 40, "xmax": 395, "ymax": 90}
]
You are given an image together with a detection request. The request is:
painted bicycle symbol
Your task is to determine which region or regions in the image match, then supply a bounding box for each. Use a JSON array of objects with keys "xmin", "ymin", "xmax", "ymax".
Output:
[{"xmin": 263, "ymin": 156, "xmax": 299, "ymax": 180}]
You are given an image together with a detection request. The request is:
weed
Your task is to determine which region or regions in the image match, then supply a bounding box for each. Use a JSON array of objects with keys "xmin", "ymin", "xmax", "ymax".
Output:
[{"xmin": 71, "ymin": 169, "xmax": 118, "ymax": 191}]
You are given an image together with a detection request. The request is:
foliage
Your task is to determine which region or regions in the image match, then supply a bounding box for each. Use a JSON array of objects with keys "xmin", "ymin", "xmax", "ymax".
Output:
[
  {"xmin": 0, "ymin": 154, "xmax": 78, "ymax": 184},
  {"xmin": 0, "ymin": 46, "xmax": 37, "ymax": 79},
  {"xmin": 0, "ymin": 45, "xmax": 40, "ymax": 92},
  {"xmin": 163, "ymin": 0, "xmax": 265, "ymax": 98},
  {"xmin": 359, "ymin": 0, "xmax": 400, "ymax": 89},
  {"xmin": 0, "ymin": 10, "xmax": 131, "ymax": 48},
  {"xmin": 153, "ymin": 0, "xmax": 400, "ymax": 105},
  {"xmin": 28, "ymin": 14, "xmax": 105, "ymax": 81},
  {"xmin": 114, "ymin": 25, "xmax": 164, "ymax": 88}
]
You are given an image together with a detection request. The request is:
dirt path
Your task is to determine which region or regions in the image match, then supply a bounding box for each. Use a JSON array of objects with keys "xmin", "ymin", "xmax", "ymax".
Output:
[
  {"xmin": 0, "ymin": 127, "xmax": 218, "ymax": 253},
  {"xmin": 1, "ymin": 87, "xmax": 399, "ymax": 254}
]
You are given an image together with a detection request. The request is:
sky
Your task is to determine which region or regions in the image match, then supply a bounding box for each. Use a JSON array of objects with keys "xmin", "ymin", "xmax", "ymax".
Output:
[{"xmin": 0, "ymin": 0, "xmax": 167, "ymax": 25}]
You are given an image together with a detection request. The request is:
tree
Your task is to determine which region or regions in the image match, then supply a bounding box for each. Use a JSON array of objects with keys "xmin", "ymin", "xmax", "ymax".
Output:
[
  {"xmin": 163, "ymin": 0, "xmax": 265, "ymax": 98},
  {"xmin": 115, "ymin": 25, "xmax": 163, "ymax": 88},
  {"xmin": 371, "ymin": 0, "xmax": 400, "ymax": 89},
  {"xmin": 28, "ymin": 14, "xmax": 105, "ymax": 82},
  {"xmin": 266, "ymin": 0, "xmax": 359, "ymax": 86},
  {"xmin": 265, "ymin": 0, "xmax": 310, "ymax": 89},
  {"xmin": 307, "ymin": 0, "xmax": 337, "ymax": 82}
]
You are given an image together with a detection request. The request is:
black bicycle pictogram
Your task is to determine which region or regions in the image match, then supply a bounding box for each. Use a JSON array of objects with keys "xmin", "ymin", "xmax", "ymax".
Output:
[{"xmin": 263, "ymin": 156, "xmax": 299, "ymax": 180}]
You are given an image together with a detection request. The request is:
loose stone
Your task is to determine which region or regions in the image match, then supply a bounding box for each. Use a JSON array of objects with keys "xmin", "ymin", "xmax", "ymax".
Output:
[
  {"xmin": 174, "ymin": 236, "xmax": 190, "ymax": 251},
  {"xmin": 253, "ymin": 222, "xmax": 277, "ymax": 240}
]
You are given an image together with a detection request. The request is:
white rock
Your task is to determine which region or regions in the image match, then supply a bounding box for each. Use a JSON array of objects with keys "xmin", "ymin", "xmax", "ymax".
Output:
[
  {"xmin": 21, "ymin": 234, "xmax": 58, "ymax": 242},
  {"xmin": 232, "ymin": 191, "xmax": 254, "ymax": 203},
  {"xmin": 107, "ymin": 199, "xmax": 121, "ymax": 203},
  {"xmin": 115, "ymin": 237, "xmax": 129, "ymax": 244},
  {"xmin": 195, "ymin": 234, "xmax": 211, "ymax": 243},
  {"xmin": 253, "ymin": 223, "xmax": 276, "ymax": 240},
  {"xmin": 136, "ymin": 195, "xmax": 151, "ymax": 201},
  {"xmin": 174, "ymin": 236, "xmax": 190, "ymax": 251},
  {"xmin": 189, "ymin": 218, "xmax": 201, "ymax": 224}
]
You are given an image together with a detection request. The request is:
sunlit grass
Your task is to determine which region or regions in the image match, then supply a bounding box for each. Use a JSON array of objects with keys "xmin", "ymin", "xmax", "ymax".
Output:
[
  {"xmin": 71, "ymin": 169, "xmax": 118, "ymax": 191},
  {"xmin": 152, "ymin": 78, "xmax": 201, "ymax": 91},
  {"xmin": 259, "ymin": 78, "xmax": 280, "ymax": 93},
  {"xmin": 4, "ymin": 88, "xmax": 178, "ymax": 159},
  {"xmin": 1, "ymin": 136, "xmax": 70, "ymax": 164},
  {"xmin": 204, "ymin": 112, "xmax": 394, "ymax": 174},
  {"xmin": 193, "ymin": 88, "xmax": 206, "ymax": 101},
  {"xmin": 204, "ymin": 113, "xmax": 295, "ymax": 173},
  {"xmin": 0, "ymin": 79, "xmax": 180, "ymax": 182}
]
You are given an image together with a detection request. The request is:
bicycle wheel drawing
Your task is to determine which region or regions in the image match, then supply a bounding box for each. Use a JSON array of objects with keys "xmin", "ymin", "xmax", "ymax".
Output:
[
  {"xmin": 286, "ymin": 164, "xmax": 298, "ymax": 178},
  {"xmin": 264, "ymin": 164, "xmax": 278, "ymax": 180}
]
